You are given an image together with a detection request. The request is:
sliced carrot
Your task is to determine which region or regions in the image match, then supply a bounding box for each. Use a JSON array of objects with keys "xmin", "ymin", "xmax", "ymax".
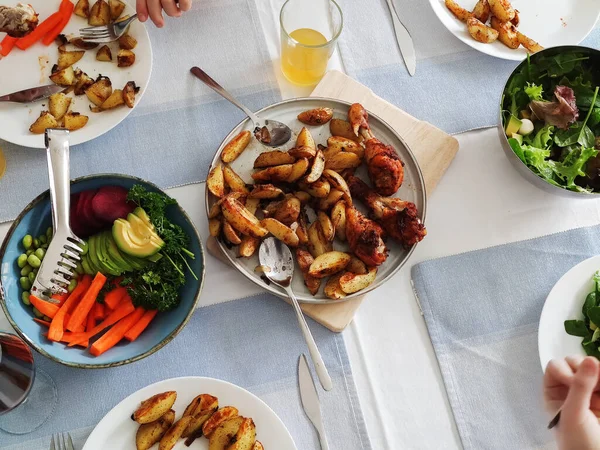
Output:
[
  {"xmin": 15, "ymin": 11, "xmax": 63, "ymax": 50},
  {"xmin": 29, "ymin": 295, "xmax": 60, "ymax": 319},
  {"xmin": 52, "ymin": 293, "xmax": 69, "ymax": 304},
  {"xmin": 66, "ymin": 272, "xmax": 107, "ymax": 332},
  {"xmin": 48, "ymin": 275, "xmax": 91, "ymax": 342},
  {"xmin": 86, "ymin": 311, "xmax": 95, "ymax": 332},
  {"xmin": 124, "ymin": 310, "xmax": 158, "ymax": 342},
  {"xmin": 34, "ymin": 318, "xmax": 51, "ymax": 327},
  {"xmin": 42, "ymin": 0, "xmax": 74, "ymax": 46},
  {"xmin": 93, "ymin": 302, "xmax": 105, "ymax": 321},
  {"xmin": 0, "ymin": 35, "xmax": 18, "ymax": 57},
  {"xmin": 67, "ymin": 298, "xmax": 135, "ymax": 347},
  {"xmin": 44, "ymin": 331, "xmax": 88, "ymax": 348},
  {"xmin": 90, "ymin": 307, "xmax": 145, "ymax": 356},
  {"xmin": 103, "ymin": 286, "xmax": 127, "ymax": 310}
]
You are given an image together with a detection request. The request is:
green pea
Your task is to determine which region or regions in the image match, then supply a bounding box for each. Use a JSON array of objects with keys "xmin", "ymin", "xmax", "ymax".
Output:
[
  {"xmin": 26, "ymin": 249, "xmax": 33, "ymax": 256},
  {"xmin": 21, "ymin": 291, "xmax": 31, "ymax": 305},
  {"xmin": 32, "ymin": 307, "xmax": 43, "ymax": 318},
  {"xmin": 80, "ymin": 241, "xmax": 89, "ymax": 256},
  {"xmin": 22, "ymin": 235, "xmax": 32, "ymax": 250},
  {"xmin": 20, "ymin": 265, "xmax": 32, "ymax": 276},
  {"xmin": 33, "ymin": 238, "xmax": 39, "ymax": 248},
  {"xmin": 19, "ymin": 277, "xmax": 31, "ymax": 290},
  {"xmin": 28, "ymin": 271, "xmax": 35, "ymax": 283},
  {"xmin": 34, "ymin": 248, "xmax": 45, "ymax": 260},
  {"xmin": 17, "ymin": 254, "xmax": 28, "ymax": 268},
  {"xmin": 27, "ymin": 254, "xmax": 41, "ymax": 268},
  {"xmin": 68, "ymin": 279, "xmax": 77, "ymax": 293},
  {"xmin": 39, "ymin": 235, "xmax": 47, "ymax": 244}
]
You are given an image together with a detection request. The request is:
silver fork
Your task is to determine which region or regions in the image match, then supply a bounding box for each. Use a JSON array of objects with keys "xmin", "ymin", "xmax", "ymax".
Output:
[
  {"xmin": 78, "ymin": 14, "xmax": 137, "ymax": 43},
  {"xmin": 49, "ymin": 432, "xmax": 75, "ymax": 450}
]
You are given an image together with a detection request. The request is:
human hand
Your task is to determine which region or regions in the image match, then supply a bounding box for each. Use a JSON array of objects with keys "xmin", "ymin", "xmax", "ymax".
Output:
[
  {"xmin": 136, "ymin": 0, "xmax": 192, "ymax": 28},
  {"xmin": 544, "ymin": 356, "xmax": 600, "ymax": 450}
]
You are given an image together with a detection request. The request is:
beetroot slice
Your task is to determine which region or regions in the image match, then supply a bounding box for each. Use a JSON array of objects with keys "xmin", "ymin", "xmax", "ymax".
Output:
[
  {"xmin": 91, "ymin": 186, "xmax": 134, "ymax": 224},
  {"xmin": 74, "ymin": 190, "xmax": 101, "ymax": 237},
  {"xmin": 81, "ymin": 191, "xmax": 104, "ymax": 231},
  {"xmin": 70, "ymin": 193, "xmax": 85, "ymax": 236}
]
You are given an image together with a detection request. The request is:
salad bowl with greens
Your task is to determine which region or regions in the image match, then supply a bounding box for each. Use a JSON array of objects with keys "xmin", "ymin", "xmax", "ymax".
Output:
[{"xmin": 500, "ymin": 46, "xmax": 600, "ymax": 197}]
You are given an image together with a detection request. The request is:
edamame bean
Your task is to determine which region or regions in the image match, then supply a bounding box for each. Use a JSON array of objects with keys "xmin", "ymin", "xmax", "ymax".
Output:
[
  {"xmin": 32, "ymin": 307, "xmax": 43, "ymax": 319},
  {"xmin": 27, "ymin": 254, "xmax": 41, "ymax": 268},
  {"xmin": 34, "ymin": 248, "xmax": 45, "ymax": 260},
  {"xmin": 46, "ymin": 227, "xmax": 53, "ymax": 239},
  {"xmin": 28, "ymin": 271, "xmax": 35, "ymax": 283},
  {"xmin": 68, "ymin": 279, "xmax": 77, "ymax": 293},
  {"xmin": 33, "ymin": 238, "xmax": 39, "ymax": 248},
  {"xmin": 26, "ymin": 249, "xmax": 33, "ymax": 256},
  {"xmin": 19, "ymin": 277, "xmax": 31, "ymax": 290},
  {"xmin": 22, "ymin": 235, "xmax": 32, "ymax": 249},
  {"xmin": 21, "ymin": 291, "xmax": 30, "ymax": 305},
  {"xmin": 32, "ymin": 268, "xmax": 38, "ymax": 275},
  {"xmin": 41, "ymin": 244, "xmax": 49, "ymax": 249},
  {"xmin": 17, "ymin": 254, "xmax": 28, "ymax": 268},
  {"xmin": 39, "ymin": 235, "xmax": 47, "ymax": 244},
  {"xmin": 20, "ymin": 265, "xmax": 32, "ymax": 276}
]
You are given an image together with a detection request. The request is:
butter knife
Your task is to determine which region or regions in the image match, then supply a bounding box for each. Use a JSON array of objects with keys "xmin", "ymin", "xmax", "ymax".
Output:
[
  {"xmin": 0, "ymin": 84, "xmax": 64, "ymax": 103},
  {"xmin": 384, "ymin": 0, "xmax": 416, "ymax": 76},
  {"xmin": 298, "ymin": 354, "xmax": 329, "ymax": 450}
]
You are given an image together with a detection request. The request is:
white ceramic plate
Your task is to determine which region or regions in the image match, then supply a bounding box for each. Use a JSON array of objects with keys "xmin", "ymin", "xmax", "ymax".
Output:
[
  {"xmin": 205, "ymin": 97, "xmax": 427, "ymax": 304},
  {"xmin": 0, "ymin": 0, "xmax": 152, "ymax": 148},
  {"xmin": 429, "ymin": 0, "xmax": 600, "ymax": 61},
  {"xmin": 538, "ymin": 255, "xmax": 600, "ymax": 369},
  {"xmin": 82, "ymin": 376, "xmax": 297, "ymax": 450}
]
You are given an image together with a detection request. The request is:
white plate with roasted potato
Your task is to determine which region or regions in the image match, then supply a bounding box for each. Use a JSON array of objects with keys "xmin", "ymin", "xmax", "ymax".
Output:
[
  {"xmin": 205, "ymin": 98, "xmax": 427, "ymax": 304},
  {"xmin": 431, "ymin": 0, "xmax": 600, "ymax": 60},
  {"xmin": 0, "ymin": 0, "xmax": 151, "ymax": 148},
  {"xmin": 82, "ymin": 376, "xmax": 296, "ymax": 450}
]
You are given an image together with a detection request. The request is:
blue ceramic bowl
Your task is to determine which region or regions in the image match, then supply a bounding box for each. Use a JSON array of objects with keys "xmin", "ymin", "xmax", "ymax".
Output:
[{"xmin": 0, "ymin": 174, "xmax": 205, "ymax": 369}]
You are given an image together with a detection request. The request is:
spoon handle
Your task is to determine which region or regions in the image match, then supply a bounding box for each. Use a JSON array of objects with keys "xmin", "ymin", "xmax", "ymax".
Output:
[
  {"xmin": 286, "ymin": 286, "xmax": 333, "ymax": 391},
  {"xmin": 190, "ymin": 67, "xmax": 261, "ymax": 125}
]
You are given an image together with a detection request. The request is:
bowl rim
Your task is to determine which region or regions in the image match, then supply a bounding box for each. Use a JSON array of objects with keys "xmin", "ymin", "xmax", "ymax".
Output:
[
  {"xmin": 0, "ymin": 173, "xmax": 205, "ymax": 369},
  {"xmin": 499, "ymin": 45, "xmax": 600, "ymax": 197}
]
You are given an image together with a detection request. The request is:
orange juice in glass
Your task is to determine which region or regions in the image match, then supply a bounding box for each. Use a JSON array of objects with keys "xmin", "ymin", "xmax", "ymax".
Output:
[{"xmin": 280, "ymin": 0, "xmax": 343, "ymax": 86}]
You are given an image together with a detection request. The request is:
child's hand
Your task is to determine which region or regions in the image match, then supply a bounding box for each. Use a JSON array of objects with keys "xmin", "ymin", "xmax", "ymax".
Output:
[{"xmin": 136, "ymin": 0, "xmax": 192, "ymax": 28}]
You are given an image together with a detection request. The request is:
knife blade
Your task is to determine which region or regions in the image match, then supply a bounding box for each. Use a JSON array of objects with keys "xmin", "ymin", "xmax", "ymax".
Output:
[
  {"xmin": 298, "ymin": 354, "xmax": 329, "ymax": 450},
  {"xmin": 0, "ymin": 84, "xmax": 65, "ymax": 103},
  {"xmin": 385, "ymin": 0, "xmax": 416, "ymax": 76}
]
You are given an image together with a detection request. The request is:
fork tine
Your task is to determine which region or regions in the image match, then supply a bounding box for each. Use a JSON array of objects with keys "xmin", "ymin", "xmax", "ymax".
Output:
[
  {"xmin": 79, "ymin": 25, "xmax": 110, "ymax": 32},
  {"xmin": 49, "ymin": 434, "xmax": 56, "ymax": 450},
  {"xmin": 66, "ymin": 433, "xmax": 75, "ymax": 450},
  {"xmin": 80, "ymin": 30, "xmax": 110, "ymax": 37},
  {"xmin": 75, "ymin": 36, "xmax": 114, "ymax": 44}
]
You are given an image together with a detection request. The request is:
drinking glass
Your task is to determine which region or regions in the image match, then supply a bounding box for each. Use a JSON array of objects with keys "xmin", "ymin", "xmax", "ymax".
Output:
[
  {"xmin": 0, "ymin": 332, "xmax": 57, "ymax": 434},
  {"xmin": 280, "ymin": 0, "xmax": 343, "ymax": 86}
]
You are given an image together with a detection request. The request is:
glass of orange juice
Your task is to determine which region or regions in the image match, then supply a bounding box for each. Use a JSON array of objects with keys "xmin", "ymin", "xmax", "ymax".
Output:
[{"xmin": 280, "ymin": 0, "xmax": 343, "ymax": 86}]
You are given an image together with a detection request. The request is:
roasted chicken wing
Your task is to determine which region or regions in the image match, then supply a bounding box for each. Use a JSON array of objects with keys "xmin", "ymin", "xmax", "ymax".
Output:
[
  {"xmin": 348, "ymin": 175, "xmax": 426, "ymax": 248},
  {"xmin": 345, "ymin": 204, "xmax": 388, "ymax": 266},
  {"xmin": 348, "ymin": 103, "xmax": 404, "ymax": 196},
  {"xmin": 0, "ymin": 3, "xmax": 37, "ymax": 38}
]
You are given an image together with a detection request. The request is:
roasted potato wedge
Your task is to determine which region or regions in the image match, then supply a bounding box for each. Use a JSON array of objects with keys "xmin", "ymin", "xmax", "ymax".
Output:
[
  {"xmin": 309, "ymin": 251, "xmax": 351, "ymax": 278},
  {"xmin": 208, "ymin": 201, "xmax": 221, "ymax": 219},
  {"xmin": 253, "ymin": 150, "xmax": 295, "ymax": 168},
  {"xmin": 467, "ymin": 17, "xmax": 498, "ymax": 43},
  {"xmin": 322, "ymin": 169, "xmax": 352, "ymax": 204},
  {"xmin": 296, "ymin": 249, "xmax": 321, "ymax": 295},
  {"xmin": 444, "ymin": 0, "xmax": 471, "ymax": 22},
  {"xmin": 74, "ymin": 71, "xmax": 94, "ymax": 95},
  {"xmin": 117, "ymin": 49, "xmax": 136, "ymax": 67},
  {"xmin": 307, "ymin": 222, "xmax": 333, "ymax": 258},
  {"xmin": 324, "ymin": 152, "xmax": 362, "ymax": 171},
  {"xmin": 471, "ymin": 0, "xmax": 490, "ymax": 22},
  {"xmin": 109, "ymin": 0, "xmax": 126, "ymax": 20},
  {"xmin": 304, "ymin": 149, "xmax": 325, "ymax": 184},
  {"xmin": 517, "ymin": 31, "xmax": 543, "ymax": 53},
  {"xmin": 295, "ymin": 209, "xmax": 309, "ymax": 245},
  {"xmin": 223, "ymin": 165, "xmax": 249, "ymax": 193},
  {"xmin": 226, "ymin": 417, "xmax": 256, "ymax": 450},
  {"xmin": 221, "ymin": 196, "xmax": 268, "ymax": 238},
  {"xmin": 70, "ymin": 37, "xmax": 98, "ymax": 50},
  {"xmin": 288, "ymin": 145, "xmax": 316, "ymax": 159},
  {"xmin": 490, "ymin": 16, "xmax": 519, "ymax": 49},
  {"xmin": 122, "ymin": 81, "xmax": 139, "ymax": 108},
  {"xmin": 222, "ymin": 130, "xmax": 252, "ymax": 163},
  {"xmin": 262, "ymin": 218, "xmax": 299, "ymax": 247},
  {"xmin": 119, "ymin": 33, "xmax": 138, "ymax": 50},
  {"xmin": 100, "ymin": 89, "xmax": 125, "ymax": 110},
  {"xmin": 48, "ymin": 93, "xmax": 71, "ymax": 120},
  {"xmin": 511, "ymin": 9, "xmax": 520, "ymax": 26},
  {"xmin": 339, "ymin": 267, "xmax": 377, "ymax": 294},
  {"xmin": 136, "ymin": 409, "xmax": 175, "ymax": 450},
  {"xmin": 297, "ymin": 107, "xmax": 333, "ymax": 126},
  {"xmin": 322, "ymin": 145, "xmax": 342, "ymax": 161},
  {"xmin": 63, "ymin": 112, "xmax": 89, "ymax": 131},
  {"xmin": 74, "ymin": 0, "xmax": 90, "ymax": 18},
  {"xmin": 346, "ymin": 255, "xmax": 367, "ymax": 275},
  {"xmin": 317, "ymin": 189, "xmax": 344, "ymax": 212},
  {"xmin": 134, "ymin": 391, "xmax": 177, "ymax": 424},
  {"xmin": 49, "ymin": 66, "xmax": 75, "ymax": 86},
  {"xmin": 272, "ymin": 196, "xmax": 301, "ymax": 226},
  {"xmin": 209, "ymin": 218, "xmax": 221, "ymax": 237},
  {"xmin": 295, "ymin": 127, "xmax": 316, "ymax": 153},
  {"xmin": 29, "ymin": 111, "xmax": 58, "ymax": 134},
  {"xmin": 159, "ymin": 416, "xmax": 193, "ymax": 450},
  {"xmin": 239, "ymin": 235, "xmax": 260, "ymax": 257},
  {"xmin": 317, "ymin": 211, "xmax": 335, "ymax": 241},
  {"xmin": 207, "ymin": 164, "xmax": 226, "ymax": 197},
  {"xmin": 329, "ymin": 119, "xmax": 362, "ymax": 142},
  {"xmin": 298, "ymin": 179, "xmax": 330, "ymax": 198},
  {"xmin": 330, "ymin": 200, "xmax": 346, "ymax": 241},
  {"xmin": 487, "ymin": 0, "xmax": 515, "ymax": 22},
  {"xmin": 223, "ymin": 219, "xmax": 242, "ymax": 245},
  {"xmin": 203, "ymin": 406, "xmax": 240, "ymax": 438},
  {"xmin": 324, "ymin": 273, "xmax": 346, "ymax": 300},
  {"xmin": 85, "ymin": 76, "xmax": 112, "ymax": 106},
  {"xmin": 58, "ymin": 50, "xmax": 84, "ymax": 69},
  {"xmin": 248, "ymin": 184, "xmax": 283, "ymax": 199},
  {"xmin": 294, "ymin": 191, "xmax": 311, "ymax": 204},
  {"xmin": 252, "ymin": 164, "xmax": 293, "ymax": 183},
  {"xmin": 252, "ymin": 442, "xmax": 264, "ymax": 450},
  {"xmin": 89, "ymin": 0, "xmax": 110, "ymax": 25},
  {"xmin": 287, "ymin": 158, "xmax": 310, "ymax": 183},
  {"xmin": 208, "ymin": 416, "xmax": 244, "ymax": 450},
  {"xmin": 327, "ymin": 136, "xmax": 364, "ymax": 159},
  {"xmin": 96, "ymin": 45, "xmax": 112, "ymax": 61},
  {"xmin": 245, "ymin": 198, "xmax": 260, "ymax": 215},
  {"xmin": 182, "ymin": 394, "xmax": 219, "ymax": 438}
]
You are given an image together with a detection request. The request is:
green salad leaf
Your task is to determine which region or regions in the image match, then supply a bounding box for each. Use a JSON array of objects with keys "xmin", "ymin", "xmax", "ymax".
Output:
[
  {"xmin": 524, "ymin": 82, "xmax": 544, "ymax": 101},
  {"xmin": 565, "ymin": 320, "xmax": 591, "ymax": 337}
]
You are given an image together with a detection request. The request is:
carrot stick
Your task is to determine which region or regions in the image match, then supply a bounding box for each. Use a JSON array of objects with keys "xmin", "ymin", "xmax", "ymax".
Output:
[
  {"xmin": 15, "ymin": 12, "xmax": 62, "ymax": 50},
  {"xmin": 124, "ymin": 310, "xmax": 158, "ymax": 342},
  {"xmin": 90, "ymin": 307, "xmax": 145, "ymax": 356},
  {"xmin": 48, "ymin": 275, "xmax": 91, "ymax": 342},
  {"xmin": 52, "ymin": 292, "xmax": 69, "ymax": 304},
  {"xmin": 34, "ymin": 318, "xmax": 51, "ymax": 327},
  {"xmin": 42, "ymin": 0, "xmax": 73, "ymax": 46},
  {"xmin": 66, "ymin": 272, "xmax": 107, "ymax": 332},
  {"xmin": 29, "ymin": 295, "xmax": 60, "ymax": 319},
  {"xmin": 0, "ymin": 36, "xmax": 18, "ymax": 57},
  {"xmin": 103, "ymin": 286, "xmax": 127, "ymax": 310},
  {"xmin": 93, "ymin": 302, "xmax": 105, "ymax": 321},
  {"xmin": 86, "ymin": 311, "xmax": 95, "ymax": 332},
  {"xmin": 67, "ymin": 298, "xmax": 135, "ymax": 347},
  {"xmin": 44, "ymin": 331, "xmax": 88, "ymax": 348}
]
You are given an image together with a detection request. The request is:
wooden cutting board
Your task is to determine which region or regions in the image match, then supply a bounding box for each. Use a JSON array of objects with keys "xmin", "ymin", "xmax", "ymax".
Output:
[{"xmin": 207, "ymin": 70, "xmax": 459, "ymax": 332}]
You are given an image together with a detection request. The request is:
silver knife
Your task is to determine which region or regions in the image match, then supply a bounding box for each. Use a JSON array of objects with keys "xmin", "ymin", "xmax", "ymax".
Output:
[
  {"xmin": 384, "ymin": 0, "xmax": 416, "ymax": 76},
  {"xmin": 0, "ymin": 84, "xmax": 65, "ymax": 103},
  {"xmin": 298, "ymin": 354, "xmax": 329, "ymax": 450}
]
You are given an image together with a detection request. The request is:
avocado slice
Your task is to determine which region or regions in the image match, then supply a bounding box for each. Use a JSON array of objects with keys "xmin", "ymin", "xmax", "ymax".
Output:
[
  {"xmin": 511, "ymin": 133, "xmax": 523, "ymax": 145},
  {"xmin": 505, "ymin": 115, "xmax": 522, "ymax": 137},
  {"xmin": 133, "ymin": 207, "xmax": 155, "ymax": 231},
  {"xmin": 127, "ymin": 214, "xmax": 164, "ymax": 247},
  {"xmin": 80, "ymin": 254, "xmax": 94, "ymax": 275},
  {"xmin": 113, "ymin": 219, "xmax": 162, "ymax": 258},
  {"xmin": 147, "ymin": 252, "xmax": 163, "ymax": 263},
  {"xmin": 92, "ymin": 234, "xmax": 121, "ymax": 277},
  {"xmin": 105, "ymin": 232, "xmax": 134, "ymax": 272},
  {"xmin": 85, "ymin": 236, "xmax": 104, "ymax": 276},
  {"xmin": 96, "ymin": 232, "xmax": 122, "ymax": 276}
]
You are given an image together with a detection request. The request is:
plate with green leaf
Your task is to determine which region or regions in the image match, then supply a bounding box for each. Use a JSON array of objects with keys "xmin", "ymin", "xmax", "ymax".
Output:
[{"xmin": 539, "ymin": 255, "xmax": 600, "ymax": 369}]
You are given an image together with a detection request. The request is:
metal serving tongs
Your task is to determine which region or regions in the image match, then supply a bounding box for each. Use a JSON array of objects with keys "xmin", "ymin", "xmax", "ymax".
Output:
[{"xmin": 30, "ymin": 129, "xmax": 85, "ymax": 304}]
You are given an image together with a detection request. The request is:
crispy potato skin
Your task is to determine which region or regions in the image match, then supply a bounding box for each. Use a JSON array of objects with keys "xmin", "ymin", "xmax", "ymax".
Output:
[
  {"xmin": 208, "ymin": 416, "xmax": 244, "ymax": 450},
  {"xmin": 225, "ymin": 417, "xmax": 256, "ymax": 450},
  {"xmin": 74, "ymin": 0, "xmax": 90, "ymax": 18},
  {"xmin": 96, "ymin": 45, "xmax": 113, "ymax": 62},
  {"xmin": 109, "ymin": 0, "xmax": 126, "ymax": 20},
  {"xmin": 117, "ymin": 49, "xmax": 136, "ymax": 67},
  {"xmin": 85, "ymin": 77, "xmax": 112, "ymax": 106},
  {"xmin": 471, "ymin": 0, "xmax": 490, "ymax": 22},
  {"xmin": 223, "ymin": 219, "xmax": 242, "ymax": 245},
  {"xmin": 261, "ymin": 218, "xmax": 300, "ymax": 247},
  {"xmin": 467, "ymin": 17, "xmax": 498, "ymax": 43},
  {"xmin": 329, "ymin": 119, "xmax": 362, "ymax": 142},
  {"xmin": 221, "ymin": 197, "xmax": 268, "ymax": 238},
  {"xmin": 296, "ymin": 127, "xmax": 316, "ymax": 152},
  {"xmin": 297, "ymin": 107, "xmax": 333, "ymax": 126},
  {"xmin": 122, "ymin": 81, "xmax": 138, "ymax": 108},
  {"xmin": 223, "ymin": 165, "xmax": 249, "ymax": 193},
  {"xmin": 308, "ymin": 251, "xmax": 351, "ymax": 278},
  {"xmin": 203, "ymin": 406, "xmax": 240, "ymax": 437},
  {"xmin": 253, "ymin": 150, "xmax": 295, "ymax": 168},
  {"xmin": 207, "ymin": 164, "xmax": 226, "ymax": 198},
  {"xmin": 517, "ymin": 31, "xmax": 543, "ymax": 53},
  {"xmin": 249, "ymin": 184, "xmax": 283, "ymax": 199},
  {"xmin": 136, "ymin": 409, "xmax": 175, "ymax": 450},
  {"xmin": 49, "ymin": 93, "xmax": 71, "ymax": 120},
  {"xmin": 444, "ymin": 0, "xmax": 471, "ymax": 22},
  {"xmin": 222, "ymin": 131, "xmax": 252, "ymax": 163},
  {"xmin": 490, "ymin": 16, "xmax": 519, "ymax": 49},
  {"xmin": 159, "ymin": 416, "xmax": 193, "ymax": 450},
  {"xmin": 50, "ymin": 66, "xmax": 75, "ymax": 86},
  {"xmin": 488, "ymin": 0, "xmax": 515, "ymax": 22},
  {"xmin": 58, "ymin": 50, "xmax": 85, "ymax": 69},
  {"xmin": 101, "ymin": 89, "xmax": 125, "ymax": 110},
  {"xmin": 63, "ymin": 112, "xmax": 89, "ymax": 131},
  {"xmin": 252, "ymin": 164, "xmax": 293, "ymax": 183},
  {"xmin": 30, "ymin": 111, "xmax": 58, "ymax": 134},
  {"xmin": 339, "ymin": 267, "xmax": 377, "ymax": 294},
  {"xmin": 134, "ymin": 391, "xmax": 177, "ymax": 424},
  {"xmin": 89, "ymin": 0, "xmax": 110, "ymax": 25},
  {"xmin": 287, "ymin": 158, "xmax": 310, "ymax": 182},
  {"xmin": 346, "ymin": 256, "xmax": 367, "ymax": 274},
  {"xmin": 296, "ymin": 249, "xmax": 321, "ymax": 295},
  {"xmin": 209, "ymin": 218, "xmax": 222, "ymax": 237},
  {"xmin": 119, "ymin": 33, "xmax": 138, "ymax": 50},
  {"xmin": 307, "ymin": 221, "xmax": 333, "ymax": 258},
  {"xmin": 252, "ymin": 442, "xmax": 264, "ymax": 450},
  {"xmin": 324, "ymin": 272, "xmax": 347, "ymax": 300},
  {"xmin": 324, "ymin": 152, "xmax": 362, "ymax": 171}
]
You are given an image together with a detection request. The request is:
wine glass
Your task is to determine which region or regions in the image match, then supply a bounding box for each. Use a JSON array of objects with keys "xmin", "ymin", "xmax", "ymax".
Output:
[{"xmin": 0, "ymin": 332, "xmax": 57, "ymax": 434}]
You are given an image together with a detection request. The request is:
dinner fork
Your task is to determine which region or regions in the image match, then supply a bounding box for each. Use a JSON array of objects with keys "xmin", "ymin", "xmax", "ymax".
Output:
[
  {"xmin": 78, "ymin": 14, "xmax": 137, "ymax": 43},
  {"xmin": 49, "ymin": 432, "xmax": 75, "ymax": 450}
]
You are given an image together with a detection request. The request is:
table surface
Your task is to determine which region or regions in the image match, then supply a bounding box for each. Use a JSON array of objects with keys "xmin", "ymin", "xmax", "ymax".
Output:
[{"xmin": 2, "ymin": 4, "xmax": 600, "ymax": 450}]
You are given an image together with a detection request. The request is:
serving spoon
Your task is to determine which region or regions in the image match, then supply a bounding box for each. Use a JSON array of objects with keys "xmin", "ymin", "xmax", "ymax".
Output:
[
  {"xmin": 190, "ymin": 67, "xmax": 292, "ymax": 147},
  {"xmin": 259, "ymin": 237, "xmax": 333, "ymax": 391}
]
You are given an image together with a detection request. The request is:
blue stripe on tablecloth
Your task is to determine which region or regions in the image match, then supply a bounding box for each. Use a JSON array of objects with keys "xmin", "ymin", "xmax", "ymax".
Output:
[{"xmin": 0, "ymin": 293, "xmax": 372, "ymax": 450}]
